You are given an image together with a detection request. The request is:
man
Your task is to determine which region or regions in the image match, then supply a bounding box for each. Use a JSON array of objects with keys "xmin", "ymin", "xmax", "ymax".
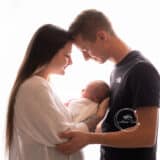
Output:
[{"xmin": 56, "ymin": 9, "xmax": 160, "ymax": 160}]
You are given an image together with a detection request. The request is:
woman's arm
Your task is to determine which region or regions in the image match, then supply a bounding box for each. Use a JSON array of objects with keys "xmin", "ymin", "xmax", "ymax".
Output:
[{"xmin": 15, "ymin": 80, "xmax": 87, "ymax": 147}]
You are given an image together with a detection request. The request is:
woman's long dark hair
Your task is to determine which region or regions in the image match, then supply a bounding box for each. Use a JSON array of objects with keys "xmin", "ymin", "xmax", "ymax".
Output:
[{"xmin": 6, "ymin": 24, "xmax": 72, "ymax": 150}]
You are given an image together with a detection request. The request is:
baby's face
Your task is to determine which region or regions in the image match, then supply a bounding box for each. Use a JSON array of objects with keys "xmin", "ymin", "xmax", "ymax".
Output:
[
  {"xmin": 81, "ymin": 88, "xmax": 87, "ymax": 97},
  {"xmin": 81, "ymin": 82, "xmax": 97, "ymax": 99}
]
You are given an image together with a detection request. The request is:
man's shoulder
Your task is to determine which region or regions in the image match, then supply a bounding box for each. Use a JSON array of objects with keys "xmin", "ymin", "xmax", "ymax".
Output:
[{"xmin": 129, "ymin": 61, "xmax": 159, "ymax": 78}]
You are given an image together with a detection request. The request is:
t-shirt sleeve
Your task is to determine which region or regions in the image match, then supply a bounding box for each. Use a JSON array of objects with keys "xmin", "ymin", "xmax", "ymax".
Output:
[
  {"xmin": 15, "ymin": 80, "xmax": 88, "ymax": 147},
  {"xmin": 127, "ymin": 62, "xmax": 160, "ymax": 108}
]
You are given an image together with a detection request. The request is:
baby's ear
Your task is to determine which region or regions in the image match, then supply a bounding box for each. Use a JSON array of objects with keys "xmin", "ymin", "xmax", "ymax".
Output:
[{"xmin": 94, "ymin": 96, "xmax": 100, "ymax": 103}]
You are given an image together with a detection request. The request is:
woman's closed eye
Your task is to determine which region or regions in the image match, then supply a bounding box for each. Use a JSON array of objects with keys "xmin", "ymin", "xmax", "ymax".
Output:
[
  {"xmin": 65, "ymin": 54, "xmax": 72, "ymax": 65},
  {"xmin": 64, "ymin": 54, "xmax": 69, "ymax": 57}
]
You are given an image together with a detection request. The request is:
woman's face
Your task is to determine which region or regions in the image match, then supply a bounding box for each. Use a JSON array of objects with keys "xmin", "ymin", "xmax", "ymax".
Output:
[{"xmin": 48, "ymin": 42, "xmax": 73, "ymax": 75}]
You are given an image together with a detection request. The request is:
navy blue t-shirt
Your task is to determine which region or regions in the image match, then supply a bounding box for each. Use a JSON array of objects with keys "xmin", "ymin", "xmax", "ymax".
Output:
[{"xmin": 101, "ymin": 51, "xmax": 160, "ymax": 160}]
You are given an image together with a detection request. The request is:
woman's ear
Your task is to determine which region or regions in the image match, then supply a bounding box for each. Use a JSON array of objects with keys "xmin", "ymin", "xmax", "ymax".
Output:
[{"xmin": 96, "ymin": 31, "xmax": 108, "ymax": 41}]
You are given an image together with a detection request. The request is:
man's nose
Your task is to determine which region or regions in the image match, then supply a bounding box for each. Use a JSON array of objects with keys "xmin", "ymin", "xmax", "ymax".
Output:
[
  {"xmin": 82, "ymin": 52, "xmax": 91, "ymax": 61},
  {"xmin": 81, "ymin": 89, "xmax": 85, "ymax": 92}
]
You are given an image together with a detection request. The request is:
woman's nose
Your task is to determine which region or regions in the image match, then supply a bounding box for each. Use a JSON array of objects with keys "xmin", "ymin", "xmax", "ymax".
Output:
[{"xmin": 68, "ymin": 57, "xmax": 73, "ymax": 65}]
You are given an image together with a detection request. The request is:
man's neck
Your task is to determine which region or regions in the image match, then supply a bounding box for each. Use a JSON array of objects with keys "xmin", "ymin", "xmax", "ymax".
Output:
[{"xmin": 109, "ymin": 37, "xmax": 131, "ymax": 64}]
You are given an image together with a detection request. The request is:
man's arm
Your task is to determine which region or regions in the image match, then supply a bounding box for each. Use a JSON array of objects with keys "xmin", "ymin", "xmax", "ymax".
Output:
[
  {"xmin": 89, "ymin": 106, "xmax": 158, "ymax": 147},
  {"xmin": 56, "ymin": 106, "xmax": 159, "ymax": 154}
]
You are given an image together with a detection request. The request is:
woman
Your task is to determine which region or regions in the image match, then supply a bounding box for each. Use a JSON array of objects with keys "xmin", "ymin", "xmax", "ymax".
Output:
[{"xmin": 6, "ymin": 24, "xmax": 108, "ymax": 160}]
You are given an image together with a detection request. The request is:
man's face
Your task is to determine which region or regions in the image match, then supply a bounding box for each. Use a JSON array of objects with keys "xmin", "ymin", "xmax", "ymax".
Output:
[{"xmin": 74, "ymin": 35, "xmax": 107, "ymax": 63}]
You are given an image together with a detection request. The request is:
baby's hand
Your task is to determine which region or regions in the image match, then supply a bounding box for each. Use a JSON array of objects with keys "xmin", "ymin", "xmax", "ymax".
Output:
[
  {"xmin": 64, "ymin": 99, "xmax": 75, "ymax": 106},
  {"xmin": 96, "ymin": 97, "xmax": 109, "ymax": 120},
  {"xmin": 64, "ymin": 101, "xmax": 70, "ymax": 106}
]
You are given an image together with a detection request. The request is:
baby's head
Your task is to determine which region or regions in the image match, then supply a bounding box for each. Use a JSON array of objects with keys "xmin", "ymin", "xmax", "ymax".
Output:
[{"xmin": 81, "ymin": 80, "xmax": 110, "ymax": 103}]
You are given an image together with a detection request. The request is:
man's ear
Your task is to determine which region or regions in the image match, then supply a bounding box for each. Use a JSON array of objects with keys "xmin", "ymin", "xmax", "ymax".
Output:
[{"xmin": 96, "ymin": 31, "xmax": 108, "ymax": 41}]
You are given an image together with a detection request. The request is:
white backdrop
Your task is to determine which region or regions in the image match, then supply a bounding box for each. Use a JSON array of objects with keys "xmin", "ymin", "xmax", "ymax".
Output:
[{"xmin": 1, "ymin": 0, "xmax": 160, "ymax": 159}]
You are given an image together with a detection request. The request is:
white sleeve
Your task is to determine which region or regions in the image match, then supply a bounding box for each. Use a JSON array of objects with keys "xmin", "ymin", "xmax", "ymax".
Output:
[{"xmin": 15, "ymin": 80, "xmax": 88, "ymax": 147}]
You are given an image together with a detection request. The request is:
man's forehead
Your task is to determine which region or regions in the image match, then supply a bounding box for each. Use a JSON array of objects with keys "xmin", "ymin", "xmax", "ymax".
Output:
[
  {"xmin": 74, "ymin": 35, "xmax": 85, "ymax": 47},
  {"xmin": 73, "ymin": 35, "xmax": 91, "ymax": 61}
]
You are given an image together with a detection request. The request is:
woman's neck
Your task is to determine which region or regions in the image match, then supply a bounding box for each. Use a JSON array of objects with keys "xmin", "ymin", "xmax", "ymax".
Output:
[{"xmin": 35, "ymin": 70, "xmax": 50, "ymax": 81}]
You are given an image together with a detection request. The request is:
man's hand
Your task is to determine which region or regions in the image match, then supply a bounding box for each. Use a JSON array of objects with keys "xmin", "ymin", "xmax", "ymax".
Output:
[
  {"xmin": 96, "ymin": 97, "xmax": 109, "ymax": 120},
  {"xmin": 56, "ymin": 130, "xmax": 89, "ymax": 154}
]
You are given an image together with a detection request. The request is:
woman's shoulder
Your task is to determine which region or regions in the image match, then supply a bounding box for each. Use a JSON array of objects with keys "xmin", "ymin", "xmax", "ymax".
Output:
[{"xmin": 19, "ymin": 75, "xmax": 50, "ymax": 93}]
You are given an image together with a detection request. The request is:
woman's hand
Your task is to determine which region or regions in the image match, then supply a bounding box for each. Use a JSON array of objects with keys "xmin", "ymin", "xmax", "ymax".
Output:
[
  {"xmin": 96, "ymin": 97, "xmax": 110, "ymax": 121},
  {"xmin": 56, "ymin": 130, "xmax": 90, "ymax": 154}
]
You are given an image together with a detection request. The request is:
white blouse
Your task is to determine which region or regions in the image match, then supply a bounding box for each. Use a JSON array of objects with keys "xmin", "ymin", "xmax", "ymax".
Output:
[
  {"xmin": 10, "ymin": 75, "xmax": 88, "ymax": 160},
  {"xmin": 67, "ymin": 98, "xmax": 98, "ymax": 123}
]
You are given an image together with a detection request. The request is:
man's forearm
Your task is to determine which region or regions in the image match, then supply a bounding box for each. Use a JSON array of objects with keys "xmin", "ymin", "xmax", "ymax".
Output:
[{"xmin": 88, "ymin": 126, "xmax": 154, "ymax": 148}]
